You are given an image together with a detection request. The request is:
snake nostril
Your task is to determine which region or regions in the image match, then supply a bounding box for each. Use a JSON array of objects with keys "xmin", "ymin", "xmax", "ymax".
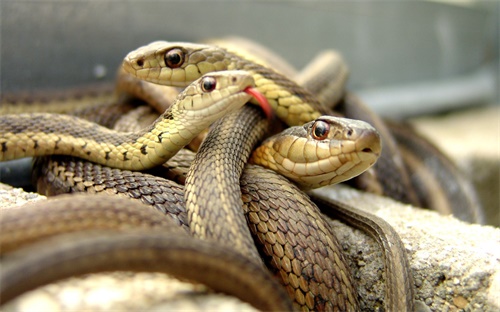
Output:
[
  {"xmin": 136, "ymin": 59, "xmax": 144, "ymax": 67},
  {"xmin": 358, "ymin": 129, "xmax": 381, "ymax": 155}
]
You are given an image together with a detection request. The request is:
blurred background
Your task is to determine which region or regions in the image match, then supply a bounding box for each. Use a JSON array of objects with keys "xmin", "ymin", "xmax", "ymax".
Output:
[
  {"xmin": 1, "ymin": 1, "xmax": 498, "ymax": 223},
  {"xmin": 1, "ymin": 0, "xmax": 497, "ymax": 116}
]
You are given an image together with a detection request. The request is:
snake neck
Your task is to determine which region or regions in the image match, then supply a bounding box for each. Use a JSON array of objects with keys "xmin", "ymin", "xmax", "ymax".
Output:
[
  {"xmin": 221, "ymin": 50, "xmax": 326, "ymax": 126},
  {"xmin": 0, "ymin": 107, "xmax": 203, "ymax": 171}
]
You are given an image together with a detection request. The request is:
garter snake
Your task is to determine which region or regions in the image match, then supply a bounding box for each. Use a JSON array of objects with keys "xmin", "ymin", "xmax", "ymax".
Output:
[
  {"xmin": 119, "ymin": 41, "xmax": 396, "ymax": 310},
  {"xmin": 120, "ymin": 44, "xmax": 398, "ymax": 310},
  {"xmin": 0, "ymin": 70, "xmax": 266, "ymax": 170},
  {"xmin": 0, "ymin": 195, "xmax": 294, "ymax": 311},
  {"xmin": 1, "ymin": 108, "xmax": 381, "ymax": 311},
  {"xmin": 0, "ymin": 40, "xmax": 416, "ymax": 311},
  {"xmin": 0, "ymin": 111, "xmax": 381, "ymax": 311},
  {"xmin": 122, "ymin": 40, "xmax": 329, "ymax": 126}
]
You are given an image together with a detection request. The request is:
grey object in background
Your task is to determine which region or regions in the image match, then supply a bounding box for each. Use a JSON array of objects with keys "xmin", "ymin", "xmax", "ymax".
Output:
[{"xmin": 1, "ymin": 1, "xmax": 497, "ymax": 117}]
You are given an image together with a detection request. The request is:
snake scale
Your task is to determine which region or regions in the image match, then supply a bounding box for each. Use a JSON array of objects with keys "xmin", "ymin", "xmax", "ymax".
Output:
[{"xmin": 0, "ymin": 37, "xmax": 482, "ymax": 311}]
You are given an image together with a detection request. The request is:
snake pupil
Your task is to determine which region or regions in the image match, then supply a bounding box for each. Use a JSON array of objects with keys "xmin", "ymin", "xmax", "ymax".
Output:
[
  {"xmin": 201, "ymin": 77, "xmax": 217, "ymax": 92},
  {"xmin": 165, "ymin": 48, "xmax": 184, "ymax": 68},
  {"xmin": 312, "ymin": 120, "xmax": 330, "ymax": 140}
]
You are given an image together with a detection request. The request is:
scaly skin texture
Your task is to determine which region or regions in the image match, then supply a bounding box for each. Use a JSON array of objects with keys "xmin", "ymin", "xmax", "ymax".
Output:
[
  {"xmin": 122, "ymin": 41, "xmax": 329, "ymax": 126},
  {"xmin": 241, "ymin": 165, "xmax": 358, "ymax": 311},
  {"xmin": 0, "ymin": 196, "xmax": 293, "ymax": 311},
  {"xmin": 0, "ymin": 71, "xmax": 255, "ymax": 170},
  {"xmin": 31, "ymin": 153, "xmax": 360, "ymax": 311},
  {"xmin": 0, "ymin": 38, "xmax": 419, "ymax": 311},
  {"xmin": 27, "ymin": 103, "xmax": 381, "ymax": 311},
  {"xmin": 184, "ymin": 106, "xmax": 268, "ymax": 266}
]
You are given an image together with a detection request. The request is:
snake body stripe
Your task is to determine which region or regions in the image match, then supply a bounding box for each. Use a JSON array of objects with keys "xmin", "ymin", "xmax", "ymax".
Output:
[
  {"xmin": 0, "ymin": 71, "xmax": 257, "ymax": 170},
  {"xmin": 123, "ymin": 41, "xmax": 329, "ymax": 126},
  {"xmin": 0, "ymin": 195, "xmax": 184, "ymax": 254},
  {"xmin": 34, "ymin": 155, "xmax": 189, "ymax": 228},
  {"xmin": 205, "ymin": 37, "xmax": 299, "ymax": 79},
  {"xmin": 0, "ymin": 83, "xmax": 116, "ymax": 115},
  {"xmin": 0, "ymin": 231, "xmax": 293, "ymax": 311}
]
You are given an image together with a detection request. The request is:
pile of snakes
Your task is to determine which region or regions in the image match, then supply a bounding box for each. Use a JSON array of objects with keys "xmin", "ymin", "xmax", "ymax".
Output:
[{"xmin": 0, "ymin": 37, "xmax": 483, "ymax": 311}]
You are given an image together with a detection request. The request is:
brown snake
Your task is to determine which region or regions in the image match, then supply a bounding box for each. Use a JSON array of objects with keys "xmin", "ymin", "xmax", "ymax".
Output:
[
  {"xmin": 0, "ymin": 195, "xmax": 293, "ymax": 311},
  {"xmin": 34, "ymin": 107, "xmax": 377, "ymax": 310},
  {"xmin": 2, "ymin": 38, "xmax": 476, "ymax": 306},
  {"xmin": 0, "ymin": 71, "xmax": 263, "ymax": 170},
  {"xmin": 0, "ymin": 91, "xmax": 382, "ymax": 310},
  {"xmin": 120, "ymin": 41, "xmax": 416, "ymax": 310}
]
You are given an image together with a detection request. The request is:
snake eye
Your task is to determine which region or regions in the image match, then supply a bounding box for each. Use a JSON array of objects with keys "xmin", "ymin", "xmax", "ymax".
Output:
[
  {"xmin": 311, "ymin": 120, "xmax": 330, "ymax": 140},
  {"xmin": 201, "ymin": 76, "xmax": 217, "ymax": 92},
  {"xmin": 164, "ymin": 48, "xmax": 184, "ymax": 68}
]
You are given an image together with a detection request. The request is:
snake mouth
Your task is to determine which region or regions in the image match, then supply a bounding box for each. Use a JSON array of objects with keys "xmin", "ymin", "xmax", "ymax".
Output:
[{"xmin": 244, "ymin": 87, "xmax": 273, "ymax": 120}]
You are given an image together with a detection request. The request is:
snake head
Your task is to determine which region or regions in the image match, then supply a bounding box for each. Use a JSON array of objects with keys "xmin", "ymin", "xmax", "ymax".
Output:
[
  {"xmin": 250, "ymin": 116, "xmax": 382, "ymax": 189},
  {"xmin": 173, "ymin": 70, "xmax": 256, "ymax": 114},
  {"xmin": 123, "ymin": 41, "xmax": 228, "ymax": 87},
  {"xmin": 124, "ymin": 41, "xmax": 272, "ymax": 119}
]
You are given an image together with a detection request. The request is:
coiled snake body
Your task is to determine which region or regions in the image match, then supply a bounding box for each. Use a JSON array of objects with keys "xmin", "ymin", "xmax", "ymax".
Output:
[{"xmin": 0, "ymin": 39, "xmax": 431, "ymax": 311}]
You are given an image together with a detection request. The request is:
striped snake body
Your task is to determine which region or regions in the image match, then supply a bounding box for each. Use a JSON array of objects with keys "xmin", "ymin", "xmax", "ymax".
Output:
[
  {"xmin": 0, "ymin": 71, "xmax": 260, "ymax": 170},
  {"xmin": 0, "ymin": 195, "xmax": 293, "ymax": 312},
  {"xmin": 0, "ymin": 110, "xmax": 379, "ymax": 311},
  {"xmin": 121, "ymin": 43, "xmax": 384, "ymax": 310},
  {"xmin": 4, "ymin": 38, "xmax": 474, "ymax": 311}
]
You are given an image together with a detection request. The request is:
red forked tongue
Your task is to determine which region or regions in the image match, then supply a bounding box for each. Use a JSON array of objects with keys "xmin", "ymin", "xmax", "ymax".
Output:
[{"xmin": 244, "ymin": 87, "xmax": 274, "ymax": 121}]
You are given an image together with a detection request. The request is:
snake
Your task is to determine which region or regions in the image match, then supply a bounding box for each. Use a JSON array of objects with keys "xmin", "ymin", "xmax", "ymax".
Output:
[
  {"xmin": 0, "ymin": 70, "xmax": 267, "ymax": 170},
  {"xmin": 0, "ymin": 40, "xmax": 420, "ymax": 310},
  {"xmin": 0, "ymin": 195, "xmax": 294, "ymax": 311},
  {"xmin": 119, "ymin": 40, "xmax": 423, "ymax": 208},
  {"xmin": 0, "ymin": 110, "xmax": 382, "ymax": 311},
  {"xmin": 119, "ymin": 42, "xmax": 408, "ymax": 311},
  {"xmin": 121, "ymin": 40, "xmax": 330, "ymax": 127}
]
